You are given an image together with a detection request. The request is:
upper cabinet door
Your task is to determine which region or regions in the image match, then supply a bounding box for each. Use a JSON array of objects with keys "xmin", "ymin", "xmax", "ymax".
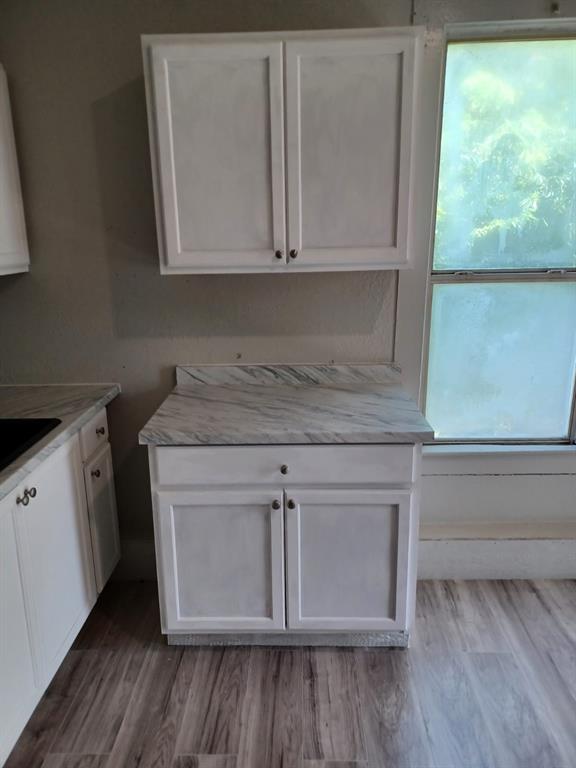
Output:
[
  {"xmin": 0, "ymin": 64, "xmax": 29, "ymax": 276},
  {"xmin": 285, "ymin": 36, "xmax": 417, "ymax": 270},
  {"xmin": 148, "ymin": 42, "xmax": 286, "ymax": 273}
]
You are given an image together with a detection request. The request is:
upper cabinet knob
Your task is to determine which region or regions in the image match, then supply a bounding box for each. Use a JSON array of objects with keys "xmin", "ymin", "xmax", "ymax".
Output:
[
  {"xmin": 272, "ymin": 499, "xmax": 281, "ymax": 510},
  {"xmin": 28, "ymin": 487, "xmax": 37, "ymax": 498},
  {"xmin": 280, "ymin": 464, "xmax": 289, "ymax": 475},
  {"xmin": 275, "ymin": 250, "xmax": 283, "ymax": 260},
  {"xmin": 287, "ymin": 499, "xmax": 296, "ymax": 510},
  {"xmin": 289, "ymin": 249, "xmax": 298, "ymax": 260}
]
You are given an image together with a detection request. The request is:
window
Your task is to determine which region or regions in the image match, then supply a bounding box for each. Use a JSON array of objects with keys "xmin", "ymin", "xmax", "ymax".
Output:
[{"xmin": 425, "ymin": 38, "xmax": 576, "ymax": 442}]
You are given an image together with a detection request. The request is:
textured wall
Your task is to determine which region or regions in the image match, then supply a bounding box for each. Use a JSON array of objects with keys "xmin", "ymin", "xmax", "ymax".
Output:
[{"xmin": 0, "ymin": 0, "xmax": 572, "ymax": 548}]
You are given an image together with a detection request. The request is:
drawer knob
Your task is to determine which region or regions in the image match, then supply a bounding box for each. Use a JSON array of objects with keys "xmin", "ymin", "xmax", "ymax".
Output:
[
  {"xmin": 289, "ymin": 249, "xmax": 298, "ymax": 260},
  {"xmin": 96, "ymin": 426, "xmax": 106, "ymax": 436},
  {"xmin": 287, "ymin": 499, "xmax": 296, "ymax": 510},
  {"xmin": 91, "ymin": 469, "xmax": 101, "ymax": 479},
  {"xmin": 275, "ymin": 250, "xmax": 283, "ymax": 260},
  {"xmin": 271, "ymin": 500, "xmax": 281, "ymax": 510},
  {"xmin": 280, "ymin": 464, "xmax": 289, "ymax": 475}
]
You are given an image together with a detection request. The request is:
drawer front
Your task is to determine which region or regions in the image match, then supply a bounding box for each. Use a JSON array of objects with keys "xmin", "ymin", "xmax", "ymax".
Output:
[
  {"xmin": 151, "ymin": 445, "xmax": 414, "ymax": 487},
  {"xmin": 80, "ymin": 409, "xmax": 109, "ymax": 461}
]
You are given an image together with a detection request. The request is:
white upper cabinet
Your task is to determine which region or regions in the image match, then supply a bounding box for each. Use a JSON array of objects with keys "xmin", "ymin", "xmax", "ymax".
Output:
[
  {"xmin": 0, "ymin": 64, "xmax": 29, "ymax": 276},
  {"xmin": 143, "ymin": 29, "xmax": 421, "ymax": 274}
]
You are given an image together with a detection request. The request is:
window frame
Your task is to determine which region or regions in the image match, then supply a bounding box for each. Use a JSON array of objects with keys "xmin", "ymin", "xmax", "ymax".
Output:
[{"xmin": 395, "ymin": 19, "xmax": 576, "ymax": 453}]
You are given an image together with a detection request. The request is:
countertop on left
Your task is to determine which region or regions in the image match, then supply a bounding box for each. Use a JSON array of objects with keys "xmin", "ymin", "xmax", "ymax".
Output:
[{"xmin": 0, "ymin": 384, "xmax": 120, "ymax": 502}]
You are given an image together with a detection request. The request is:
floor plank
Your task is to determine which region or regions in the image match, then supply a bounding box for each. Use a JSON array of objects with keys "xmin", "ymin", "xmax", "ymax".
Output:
[
  {"xmin": 172, "ymin": 757, "xmax": 236, "ymax": 768},
  {"xmin": 40, "ymin": 757, "xmax": 109, "ymax": 768},
  {"xmin": 303, "ymin": 649, "xmax": 366, "ymax": 763},
  {"xmin": 237, "ymin": 648, "xmax": 302, "ymax": 768},
  {"xmin": 412, "ymin": 650, "xmax": 498, "ymax": 768},
  {"xmin": 355, "ymin": 648, "xmax": 433, "ymax": 768},
  {"xmin": 50, "ymin": 583, "xmax": 160, "ymax": 755},
  {"xmin": 175, "ymin": 648, "xmax": 251, "ymax": 756},
  {"xmin": 464, "ymin": 651, "xmax": 566, "ymax": 767}
]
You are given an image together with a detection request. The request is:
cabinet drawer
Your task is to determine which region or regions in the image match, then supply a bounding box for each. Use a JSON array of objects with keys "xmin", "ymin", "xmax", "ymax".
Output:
[
  {"xmin": 151, "ymin": 445, "xmax": 415, "ymax": 487},
  {"xmin": 80, "ymin": 409, "xmax": 109, "ymax": 461}
]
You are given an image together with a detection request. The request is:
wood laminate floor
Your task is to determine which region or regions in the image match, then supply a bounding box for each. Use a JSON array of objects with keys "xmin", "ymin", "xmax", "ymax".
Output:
[{"xmin": 6, "ymin": 580, "xmax": 576, "ymax": 768}]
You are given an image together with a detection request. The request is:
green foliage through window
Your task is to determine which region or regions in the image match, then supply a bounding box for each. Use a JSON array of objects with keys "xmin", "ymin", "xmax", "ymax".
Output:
[{"xmin": 434, "ymin": 40, "xmax": 576, "ymax": 271}]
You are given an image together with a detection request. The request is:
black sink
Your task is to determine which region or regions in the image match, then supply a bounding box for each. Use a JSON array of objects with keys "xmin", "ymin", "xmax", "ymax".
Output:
[{"xmin": 0, "ymin": 418, "xmax": 62, "ymax": 472}]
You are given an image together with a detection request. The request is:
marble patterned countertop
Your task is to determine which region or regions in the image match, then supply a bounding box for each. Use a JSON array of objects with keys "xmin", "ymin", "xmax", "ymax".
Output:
[
  {"xmin": 139, "ymin": 365, "xmax": 434, "ymax": 446},
  {"xmin": 0, "ymin": 383, "xmax": 120, "ymax": 502}
]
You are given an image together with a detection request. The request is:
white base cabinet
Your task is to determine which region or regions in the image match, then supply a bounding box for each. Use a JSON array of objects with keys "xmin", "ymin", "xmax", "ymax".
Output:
[
  {"xmin": 148, "ymin": 444, "xmax": 421, "ymax": 642},
  {"xmin": 0, "ymin": 408, "xmax": 120, "ymax": 766}
]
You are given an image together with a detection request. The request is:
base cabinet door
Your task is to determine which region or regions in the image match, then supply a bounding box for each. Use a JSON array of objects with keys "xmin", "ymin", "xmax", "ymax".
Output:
[
  {"xmin": 84, "ymin": 443, "xmax": 121, "ymax": 592},
  {"xmin": 285, "ymin": 489, "xmax": 411, "ymax": 631},
  {"xmin": 14, "ymin": 438, "xmax": 97, "ymax": 687},
  {"xmin": 154, "ymin": 489, "xmax": 285, "ymax": 631},
  {"xmin": 0, "ymin": 491, "xmax": 39, "ymax": 765}
]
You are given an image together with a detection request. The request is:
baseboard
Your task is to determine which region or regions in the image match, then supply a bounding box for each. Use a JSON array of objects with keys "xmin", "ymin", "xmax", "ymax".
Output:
[
  {"xmin": 115, "ymin": 536, "xmax": 576, "ymax": 582},
  {"xmin": 418, "ymin": 538, "xmax": 576, "ymax": 579}
]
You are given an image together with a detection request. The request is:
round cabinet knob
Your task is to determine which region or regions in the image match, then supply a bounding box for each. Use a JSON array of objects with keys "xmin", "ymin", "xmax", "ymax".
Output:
[
  {"xmin": 96, "ymin": 427, "xmax": 106, "ymax": 436},
  {"xmin": 289, "ymin": 249, "xmax": 298, "ymax": 260},
  {"xmin": 275, "ymin": 250, "xmax": 284, "ymax": 260},
  {"xmin": 17, "ymin": 493, "xmax": 29, "ymax": 506},
  {"xmin": 28, "ymin": 487, "xmax": 37, "ymax": 498},
  {"xmin": 91, "ymin": 469, "xmax": 101, "ymax": 479},
  {"xmin": 272, "ymin": 500, "xmax": 281, "ymax": 510},
  {"xmin": 280, "ymin": 464, "xmax": 289, "ymax": 475},
  {"xmin": 287, "ymin": 499, "xmax": 296, "ymax": 510}
]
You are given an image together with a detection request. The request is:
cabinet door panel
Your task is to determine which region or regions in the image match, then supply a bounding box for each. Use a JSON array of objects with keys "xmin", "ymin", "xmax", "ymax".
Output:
[
  {"xmin": 0, "ymin": 492, "xmax": 39, "ymax": 765},
  {"xmin": 84, "ymin": 443, "xmax": 121, "ymax": 592},
  {"xmin": 150, "ymin": 42, "xmax": 286, "ymax": 272},
  {"xmin": 285, "ymin": 37, "xmax": 416, "ymax": 269},
  {"xmin": 14, "ymin": 438, "xmax": 96, "ymax": 686},
  {"xmin": 154, "ymin": 489, "xmax": 285, "ymax": 631},
  {"xmin": 286, "ymin": 489, "xmax": 411, "ymax": 630}
]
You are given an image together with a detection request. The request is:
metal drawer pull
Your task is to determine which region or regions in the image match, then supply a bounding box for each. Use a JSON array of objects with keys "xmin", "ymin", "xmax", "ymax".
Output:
[
  {"xmin": 91, "ymin": 469, "xmax": 101, "ymax": 479},
  {"xmin": 280, "ymin": 464, "xmax": 289, "ymax": 475},
  {"xmin": 96, "ymin": 426, "xmax": 106, "ymax": 436}
]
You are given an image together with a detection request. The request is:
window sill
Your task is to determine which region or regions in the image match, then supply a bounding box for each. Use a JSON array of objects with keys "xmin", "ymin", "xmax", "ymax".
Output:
[
  {"xmin": 423, "ymin": 443, "xmax": 576, "ymax": 456},
  {"xmin": 422, "ymin": 442, "xmax": 576, "ymax": 476}
]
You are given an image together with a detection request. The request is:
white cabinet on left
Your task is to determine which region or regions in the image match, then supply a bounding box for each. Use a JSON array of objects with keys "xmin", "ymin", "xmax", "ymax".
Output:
[
  {"xmin": 13, "ymin": 435, "xmax": 97, "ymax": 689},
  {"xmin": 0, "ymin": 487, "xmax": 39, "ymax": 766},
  {"xmin": 0, "ymin": 64, "xmax": 29, "ymax": 276}
]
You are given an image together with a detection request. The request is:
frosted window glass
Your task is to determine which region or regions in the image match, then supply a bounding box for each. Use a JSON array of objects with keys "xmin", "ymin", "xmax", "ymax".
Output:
[
  {"xmin": 434, "ymin": 41, "xmax": 576, "ymax": 271},
  {"xmin": 426, "ymin": 283, "xmax": 576, "ymax": 439}
]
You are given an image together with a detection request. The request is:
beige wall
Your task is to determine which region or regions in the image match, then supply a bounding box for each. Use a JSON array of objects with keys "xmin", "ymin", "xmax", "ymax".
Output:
[{"xmin": 0, "ymin": 0, "xmax": 571, "ymax": 549}]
